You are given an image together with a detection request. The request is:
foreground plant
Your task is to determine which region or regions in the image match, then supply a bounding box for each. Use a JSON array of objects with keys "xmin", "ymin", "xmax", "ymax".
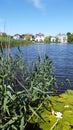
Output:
[{"xmin": 0, "ymin": 47, "xmax": 56, "ymax": 130}]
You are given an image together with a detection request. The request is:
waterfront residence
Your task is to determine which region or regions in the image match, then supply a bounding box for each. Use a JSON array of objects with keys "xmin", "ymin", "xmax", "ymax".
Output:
[
  {"xmin": 50, "ymin": 36, "xmax": 56, "ymax": 42},
  {"xmin": 56, "ymin": 33, "xmax": 67, "ymax": 43},
  {"xmin": 13, "ymin": 34, "xmax": 21, "ymax": 40},
  {"xmin": 35, "ymin": 33, "xmax": 44, "ymax": 42}
]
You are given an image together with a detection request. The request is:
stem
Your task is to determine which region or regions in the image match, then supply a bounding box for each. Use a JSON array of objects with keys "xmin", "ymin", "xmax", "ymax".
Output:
[
  {"xmin": 24, "ymin": 99, "xmax": 46, "ymax": 129},
  {"xmin": 50, "ymin": 118, "xmax": 60, "ymax": 130},
  {"xmin": 15, "ymin": 77, "xmax": 30, "ymax": 94}
]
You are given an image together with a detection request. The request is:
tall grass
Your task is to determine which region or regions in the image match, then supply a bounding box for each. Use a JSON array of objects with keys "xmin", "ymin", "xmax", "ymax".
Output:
[
  {"xmin": 0, "ymin": 47, "xmax": 56, "ymax": 129},
  {"xmin": 0, "ymin": 36, "xmax": 32, "ymax": 48}
]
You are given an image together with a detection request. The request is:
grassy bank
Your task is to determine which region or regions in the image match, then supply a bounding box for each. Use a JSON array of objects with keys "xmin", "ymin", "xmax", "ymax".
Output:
[{"xmin": 0, "ymin": 36, "xmax": 32, "ymax": 48}]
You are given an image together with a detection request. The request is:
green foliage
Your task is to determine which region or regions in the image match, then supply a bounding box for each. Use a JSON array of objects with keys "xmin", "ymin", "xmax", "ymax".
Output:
[
  {"xmin": 0, "ymin": 35, "xmax": 32, "ymax": 48},
  {"xmin": 65, "ymin": 89, "xmax": 73, "ymax": 95},
  {"xmin": 0, "ymin": 48, "xmax": 56, "ymax": 129},
  {"xmin": 0, "ymin": 46, "xmax": 73, "ymax": 130},
  {"xmin": 0, "ymin": 51, "xmax": 26, "ymax": 92},
  {"xmin": 2, "ymin": 33, "xmax": 7, "ymax": 37},
  {"xmin": 38, "ymin": 90, "xmax": 73, "ymax": 130},
  {"xmin": 29, "ymin": 55, "xmax": 56, "ymax": 100},
  {"xmin": 67, "ymin": 32, "xmax": 73, "ymax": 43},
  {"xmin": 44, "ymin": 37, "xmax": 51, "ymax": 43},
  {"xmin": 25, "ymin": 36, "xmax": 30, "ymax": 41}
]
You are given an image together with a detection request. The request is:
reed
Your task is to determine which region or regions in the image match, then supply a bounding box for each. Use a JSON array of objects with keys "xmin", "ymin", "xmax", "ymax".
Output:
[{"xmin": 0, "ymin": 47, "xmax": 56, "ymax": 130}]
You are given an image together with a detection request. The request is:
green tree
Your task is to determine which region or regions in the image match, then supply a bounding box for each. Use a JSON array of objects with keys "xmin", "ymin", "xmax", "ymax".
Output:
[
  {"xmin": 25, "ymin": 35, "xmax": 30, "ymax": 41},
  {"xmin": 44, "ymin": 36, "xmax": 50, "ymax": 43},
  {"xmin": 67, "ymin": 32, "xmax": 73, "ymax": 43}
]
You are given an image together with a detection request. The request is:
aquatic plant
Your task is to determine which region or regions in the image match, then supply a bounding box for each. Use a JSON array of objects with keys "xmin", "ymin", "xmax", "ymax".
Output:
[{"xmin": 0, "ymin": 47, "xmax": 56, "ymax": 129}]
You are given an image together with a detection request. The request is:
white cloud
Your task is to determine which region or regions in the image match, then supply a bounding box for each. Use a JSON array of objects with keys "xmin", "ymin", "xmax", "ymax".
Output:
[{"xmin": 31, "ymin": 0, "xmax": 43, "ymax": 9}]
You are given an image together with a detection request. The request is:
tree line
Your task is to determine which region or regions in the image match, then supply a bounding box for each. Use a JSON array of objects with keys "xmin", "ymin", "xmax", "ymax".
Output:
[{"xmin": 1, "ymin": 32, "xmax": 73, "ymax": 44}]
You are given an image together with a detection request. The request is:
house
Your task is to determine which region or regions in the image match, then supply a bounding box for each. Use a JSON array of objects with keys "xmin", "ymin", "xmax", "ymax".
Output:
[
  {"xmin": 56, "ymin": 33, "xmax": 67, "ymax": 43},
  {"xmin": 24, "ymin": 34, "xmax": 34, "ymax": 41},
  {"xmin": 13, "ymin": 34, "xmax": 20, "ymax": 40},
  {"xmin": 50, "ymin": 36, "xmax": 56, "ymax": 42},
  {"xmin": 35, "ymin": 33, "xmax": 44, "ymax": 42}
]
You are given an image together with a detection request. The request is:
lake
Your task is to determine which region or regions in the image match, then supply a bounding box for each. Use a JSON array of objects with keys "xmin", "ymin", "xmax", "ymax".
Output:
[{"xmin": 5, "ymin": 43, "xmax": 73, "ymax": 93}]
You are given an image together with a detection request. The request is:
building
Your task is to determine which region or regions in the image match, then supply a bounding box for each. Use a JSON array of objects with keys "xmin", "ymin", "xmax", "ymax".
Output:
[
  {"xmin": 13, "ymin": 34, "xmax": 20, "ymax": 39},
  {"xmin": 50, "ymin": 36, "xmax": 56, "ymax": 42},
  {"xmin": 35, "ymin": 33, "xmax": 44, "ymax": 42},
  {"xmin": 56, "ymin": 33, "xmax": 67, "ymax": 43}
]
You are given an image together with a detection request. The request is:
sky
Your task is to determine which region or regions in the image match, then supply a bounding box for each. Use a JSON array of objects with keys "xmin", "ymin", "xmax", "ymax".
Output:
[{"xmin": 0, "ymin": 0, "xmax": 73, "ymax": 36}]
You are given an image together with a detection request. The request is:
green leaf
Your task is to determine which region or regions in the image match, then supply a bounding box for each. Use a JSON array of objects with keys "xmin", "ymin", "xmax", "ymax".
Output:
[
  {"xmin": 29, "ymin": 105, "xmax": 41, "ymax": 119},
  {"xmin": 11, "ymin": 95, "xmax": 16, "ymax": 101},
  {"xmin": 2, "ymin": 116, "xmax": 18, "ymax": 129},
  {"xmin": 3, "ymin": 98, "xmax": 8, "ymax": 112},
  {"xmin": 20, "ymin": 116, "xmax": 24, "ymax": 130},
  {"xmin": 33, "ymin": 87, "xmax": 52, "ymax": 94},
  {"xmin": 7, "ymin": 85, "xmax": 14, "ymax": 92},
  {"xmin": 7, "ymin": 127, "xmax": 10, "ymax": 130},
  {"xmin": 6, "ymin": 106, "xmax": 10, "ymax": 116},
  {"xmin": 12, "ymin": 125, "xmax": 18, "ymax": 130},
  {"xmin": 0, "ymin": 125, "xmax": 2, "ymax": 129}
]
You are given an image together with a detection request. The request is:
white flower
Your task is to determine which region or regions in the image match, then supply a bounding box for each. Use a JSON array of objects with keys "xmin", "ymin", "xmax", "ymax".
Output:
[{"xmin": 55, "ymin": 112, "xmax": 62, "ymax": 119}]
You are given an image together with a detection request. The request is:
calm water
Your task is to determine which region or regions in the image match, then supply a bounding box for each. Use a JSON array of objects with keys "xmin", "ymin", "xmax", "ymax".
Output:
[{"xmin": 5, "ymin": 43, "xmax": 73, "ymax": 93}]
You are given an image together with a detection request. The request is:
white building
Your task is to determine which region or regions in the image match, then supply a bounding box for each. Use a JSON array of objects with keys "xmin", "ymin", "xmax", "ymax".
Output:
[
  {"xmin": 57, "ymin": 34, "xmax": 67, "ymax": 43},
  {"xmin": 13, "ymin": 34, "xmax": 20, "ymax": 39},
  {"xmin": 35, "ymin": 33, "xmax": 44, "ymax": 42},
  {"xmin": 50, "ymin": 36, "xmax": 56, "ymax": 42}
]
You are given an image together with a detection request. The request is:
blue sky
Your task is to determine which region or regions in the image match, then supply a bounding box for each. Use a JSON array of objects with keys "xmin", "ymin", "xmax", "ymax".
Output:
[{"xmin": 0, "ymin": 0, "xmax": 73, "ymax": 36}]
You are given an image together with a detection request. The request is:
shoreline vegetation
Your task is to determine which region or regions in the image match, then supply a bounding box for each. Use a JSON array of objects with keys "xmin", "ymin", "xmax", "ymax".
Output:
[
  {"xmin": 0, "ymin": 32, "xmax": 73, "ymax": 48},
  {"xmin": 0, "ymin": 39, "xmax": 73, "ymax": 129},
  {"xmin": 0, "ymin": 36, "xmax": 32, "ymax": 48},
  {"xmin": 0, "ymin": 50, "xmax": 56, "ymax": 130}
]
